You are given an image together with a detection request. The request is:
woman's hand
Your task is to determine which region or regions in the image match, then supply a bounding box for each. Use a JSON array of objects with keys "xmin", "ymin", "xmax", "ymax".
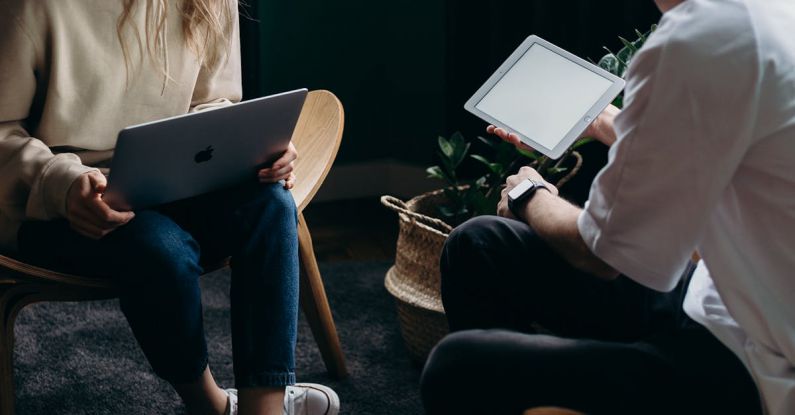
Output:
[
  {"xmin": 258, "ymin": 141, "xmax": 298, "ymax": 189},
  {"xmin": 66, "ymin": 171, "xmax": 135, "ymax": 239}
]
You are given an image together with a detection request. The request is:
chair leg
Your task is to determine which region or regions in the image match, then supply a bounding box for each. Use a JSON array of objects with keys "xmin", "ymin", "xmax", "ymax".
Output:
[
  {"xmin": 0, "ymin": 311, "xmax": 12, "ymax": 415},
  {"xmin": 0, "ymin": 285, "xmax": 29, "ymax": 415},
  {"xmin": 297, "ymin": 214, "xmax": 348, "ymax": 379}
]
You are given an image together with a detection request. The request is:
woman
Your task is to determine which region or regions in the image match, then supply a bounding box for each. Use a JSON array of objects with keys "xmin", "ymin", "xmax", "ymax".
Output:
[{"xmin": 0, "ymin": 0, "xmax": 339, "ymax": 414}]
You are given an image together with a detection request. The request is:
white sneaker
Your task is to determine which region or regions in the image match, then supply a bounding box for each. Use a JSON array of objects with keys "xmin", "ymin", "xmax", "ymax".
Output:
[
  {"xmin": 221, "ymin": 384, "xmax": 339, "ymax": 415},
  {"xmin": 284, "ymin": 383, "xmax": 340, "ymax": 415},
  {"xmin": 224, "ymin": 388, "xmax": 238, "ymax": 415}
]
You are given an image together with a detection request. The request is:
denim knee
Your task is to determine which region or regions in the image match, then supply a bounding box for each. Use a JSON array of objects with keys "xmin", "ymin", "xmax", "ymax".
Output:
[
  {"xmin": 253, "ymin": 182, "xmax": 298, "ymax": 216},
  {"xmin": 110, "ymin": 210, "xmax": 202, "ymax": 286},
  {"xmin": 233, "ymin": 183, "xmax": 298, "ymax": 235}
]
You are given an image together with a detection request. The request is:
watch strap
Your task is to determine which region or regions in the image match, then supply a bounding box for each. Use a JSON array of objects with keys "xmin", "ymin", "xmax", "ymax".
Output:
[{"xmin": 508, "ymin": 179, "xmax": 548, "ymax": 219}]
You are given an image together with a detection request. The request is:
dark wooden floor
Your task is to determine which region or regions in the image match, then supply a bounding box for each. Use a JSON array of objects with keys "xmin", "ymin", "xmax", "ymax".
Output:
[{"xmin": 302, "ymin": 198, "xmax": 398, "ymax": 262}]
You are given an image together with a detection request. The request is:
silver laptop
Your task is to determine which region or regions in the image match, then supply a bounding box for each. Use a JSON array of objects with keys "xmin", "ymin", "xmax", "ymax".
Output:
[{"xmin": 103, "ymin": 88, "xmax": 307, "ymax": 211}]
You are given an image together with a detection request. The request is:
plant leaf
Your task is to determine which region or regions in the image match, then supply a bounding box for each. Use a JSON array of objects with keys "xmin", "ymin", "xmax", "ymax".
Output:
[
  {"xmin": 476, "ymin": 135, "xmax": 497, "ymax": 148},
  {"xmin": 471, "ymin": 154, "xmax": 502, "ymax": 174},
  {"xmin": 467, "ymin": 190, "xmax": 493, "ymax": 217},
  {"xmin": 426, "ymin": 166, "xmax": 445, "ymax": 180},
  {"xmin": 516, "ymin": 147, "xmax": 538, "ymax": 160},
  {"xmin": 470, "ymin": 154, "xmax": 490, "ymax": 165},
  {"xmin": 439, "ymin": 157, "xmax": 455, "ymax": 181},
  {"xmin": 450, "ymin": 131, "xmax": 466, "ymax": 147},
  {"xmin": 450, "ymin": 142, "xmax": 470, "ymax": 169},
  {"xmin": 495, "ymin": 141, "xmax": 518, "ymax": 163},
  {"xmin": 438, "ymin": 136, "xmax": 454, "ymax": 159},
  {"xmin": 571, "ymin": 137, "xmax": 594, "ymax": 150},
  {"xmin": 598, "ymin": 53, "xmax": 620, "ymax": 75},
  {"xmin": 618, "ymin": 36, "xmax": 638, "ymax": 53}
]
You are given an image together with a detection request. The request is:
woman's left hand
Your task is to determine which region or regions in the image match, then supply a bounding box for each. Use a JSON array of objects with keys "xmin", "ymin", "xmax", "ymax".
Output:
[{"xmin": 258, "ymin": 141, "xmax": 298, "ymax": 189}]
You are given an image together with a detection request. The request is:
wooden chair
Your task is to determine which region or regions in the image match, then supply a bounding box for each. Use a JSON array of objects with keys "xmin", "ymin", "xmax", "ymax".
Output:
[{"xmin": 0, "ymin": 89, "xmax": 347, "ymax": 415}]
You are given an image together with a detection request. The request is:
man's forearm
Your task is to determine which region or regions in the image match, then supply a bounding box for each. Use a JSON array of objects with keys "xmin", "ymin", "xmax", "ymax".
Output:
[{"xmin": 521, "ymin": 191, "xmax": 619, "ymax": 280}]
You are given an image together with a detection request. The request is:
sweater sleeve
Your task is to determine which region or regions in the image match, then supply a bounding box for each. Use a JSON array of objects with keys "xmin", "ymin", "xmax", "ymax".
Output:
[
  {"xmin": 189, "ymin": 12, "xmax": 243, "ymax": 112},
  {"xmin": 0, "ymin": 8, "xmax": 95, "ymax": 221}
]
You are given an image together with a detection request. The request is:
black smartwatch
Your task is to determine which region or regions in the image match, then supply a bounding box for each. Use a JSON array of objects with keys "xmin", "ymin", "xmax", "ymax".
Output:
[{"xmin": 507, "ymin": 179, "xmax": 549, "ymax": 220}]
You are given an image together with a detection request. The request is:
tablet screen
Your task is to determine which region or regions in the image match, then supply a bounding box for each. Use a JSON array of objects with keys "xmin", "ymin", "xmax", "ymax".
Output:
[{"xmin": 474, "ymin": 43, "xmax": 614, "ymax": 150}]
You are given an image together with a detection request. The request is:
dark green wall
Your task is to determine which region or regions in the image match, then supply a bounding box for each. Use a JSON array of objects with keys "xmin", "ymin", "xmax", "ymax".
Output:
[
  {"xmin": 242, "ymin": 1, "xmax": 447, "ymax": 165},
  {"xmin": 240, "ymin": 1, "xmax": 661, "ymax": 166}
]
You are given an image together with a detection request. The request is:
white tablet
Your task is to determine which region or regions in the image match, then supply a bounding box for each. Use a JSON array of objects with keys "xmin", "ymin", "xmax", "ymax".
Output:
[{"xmin": 464, "ymin": 35, "xmax": 625, "ymax": 159}]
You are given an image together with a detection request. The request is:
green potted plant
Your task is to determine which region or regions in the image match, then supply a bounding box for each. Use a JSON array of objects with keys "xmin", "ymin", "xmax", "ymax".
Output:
[{"xmin": 381, "ymin": 27, "xmax": 655, "ymax": 363}]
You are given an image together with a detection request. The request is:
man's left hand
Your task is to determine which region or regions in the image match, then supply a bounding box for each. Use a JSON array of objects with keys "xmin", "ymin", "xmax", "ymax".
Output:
[
  {"xmin": 498, "ymin": 166, "xmax": 558, "ymax": 219},
  {"xmin": 258, "ymin": 141, "xmax": 298, "ymax": 189}
]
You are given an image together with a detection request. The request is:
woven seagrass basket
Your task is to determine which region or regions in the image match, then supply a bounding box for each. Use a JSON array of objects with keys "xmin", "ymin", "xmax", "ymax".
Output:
[{"xmin": 381, "ymin": 191, "xmax": 453, "ymax": 364}]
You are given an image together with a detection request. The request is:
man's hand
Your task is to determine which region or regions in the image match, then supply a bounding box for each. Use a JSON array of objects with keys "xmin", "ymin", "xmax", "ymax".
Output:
[
  {"xmin": 581, "ymin": 104, "xmax": 620, "ymax": 147},
  {"xmin": 497, "ymin": 166, "xmax": 558, "ymax": 220},
  {"xmin": 258, "ymin": 141, "xmax": 298, "ymax": 189},
  {"xmin": 487, "ymin": 104, "xmax": 621, "ymax": 149},
  {"xmin": 486, "ymin": 125, "xmax": 535, "ymax": 152},
  {"xmin": 66, "ymin": 171, "xmax": 135, "ymax": 239}
]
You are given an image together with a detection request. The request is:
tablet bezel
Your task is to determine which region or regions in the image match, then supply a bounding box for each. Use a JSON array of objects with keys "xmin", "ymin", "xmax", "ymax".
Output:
[{"xmin": 464, "ymin": 35, "xmax": 625, "ymax": 159}]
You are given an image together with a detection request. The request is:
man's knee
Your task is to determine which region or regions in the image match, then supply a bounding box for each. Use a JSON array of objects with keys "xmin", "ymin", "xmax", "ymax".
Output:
[
  {"xmin": 444, "ymin": 216, "xmax": 506, "ymax": 267},
  {"xmin": 421, "ymin": 330, "xmax": 489, "ymax": 413},
  {"xmin": 441, "ymin": 216, "xmax": 537, "ymax": 289}
]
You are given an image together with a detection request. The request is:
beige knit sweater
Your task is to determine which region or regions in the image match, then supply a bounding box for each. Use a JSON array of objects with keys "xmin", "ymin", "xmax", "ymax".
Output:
[{"xmin": 0, "ymin": 0, "xmax": 242, "ymax": 251}]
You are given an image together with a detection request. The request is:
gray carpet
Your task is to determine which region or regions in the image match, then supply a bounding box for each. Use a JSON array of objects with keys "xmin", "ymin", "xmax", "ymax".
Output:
[{"xmin": 13, "ymin": 262, "xmax": 424, "ymax": 414}]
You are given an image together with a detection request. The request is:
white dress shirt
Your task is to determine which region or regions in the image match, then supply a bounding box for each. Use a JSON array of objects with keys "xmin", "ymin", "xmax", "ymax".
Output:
[{"xmin": 577, "ymin": 1, "xmax": 795, "ymax": 413}]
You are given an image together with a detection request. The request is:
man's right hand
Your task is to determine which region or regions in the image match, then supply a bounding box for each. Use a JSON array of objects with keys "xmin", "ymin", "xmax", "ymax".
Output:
[
  {"xmin": 66, "ymin": 171, "xmax": 135, "ymax": 240},
  {"xmin": 581, "ymin": 104, "xmax": 620, "ymax": 147}
]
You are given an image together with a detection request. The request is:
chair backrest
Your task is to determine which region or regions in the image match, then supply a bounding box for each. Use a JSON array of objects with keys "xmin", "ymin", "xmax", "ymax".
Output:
[{"xmin": 289, "ymin": 90, "xmax": 344, "ymax": 213}]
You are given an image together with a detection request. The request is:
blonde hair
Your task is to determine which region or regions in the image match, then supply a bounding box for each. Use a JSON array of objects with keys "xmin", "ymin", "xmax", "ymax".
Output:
[{"xmin": 116, "ymin": 0, "xmax": 236, "ymax": 87}]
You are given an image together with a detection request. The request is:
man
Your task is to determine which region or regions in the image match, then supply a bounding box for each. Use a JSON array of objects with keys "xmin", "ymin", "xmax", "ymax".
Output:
[{"xmin": 421, "ymin": 0, "xmax": 795, "ymax": 414}]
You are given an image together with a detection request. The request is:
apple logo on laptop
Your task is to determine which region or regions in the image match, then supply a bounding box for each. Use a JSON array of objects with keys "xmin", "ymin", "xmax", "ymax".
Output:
[{"xmin": 194, "ymin": 145, "xmax": 214, "ymax": 163}]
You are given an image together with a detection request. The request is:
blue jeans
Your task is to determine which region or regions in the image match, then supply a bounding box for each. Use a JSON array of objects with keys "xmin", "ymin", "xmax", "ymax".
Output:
[{"xmin": 17, "ymin": 181, "xmax": 299, "ymax": 388}]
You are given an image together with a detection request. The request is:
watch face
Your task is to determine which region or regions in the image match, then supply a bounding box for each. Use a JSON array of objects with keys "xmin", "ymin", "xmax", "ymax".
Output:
[{"xmin": 508, "ymin": 179, "xmax": 535, "ymax": 200}]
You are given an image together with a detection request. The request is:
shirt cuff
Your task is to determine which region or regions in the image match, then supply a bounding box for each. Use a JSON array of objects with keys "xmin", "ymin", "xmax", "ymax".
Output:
[{"xmin": 26, "ymin": 154, "xmax": 97, "ymax": 220}]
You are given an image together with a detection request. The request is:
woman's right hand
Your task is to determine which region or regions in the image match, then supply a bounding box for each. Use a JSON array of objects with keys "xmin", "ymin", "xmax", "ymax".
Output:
[{"xmin": 66, "ymin": 171, "xmax": 135, "ymax": 239}]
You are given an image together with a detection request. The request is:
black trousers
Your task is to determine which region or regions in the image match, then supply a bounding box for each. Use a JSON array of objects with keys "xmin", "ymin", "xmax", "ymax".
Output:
[{"xmin": 420, "ymin": 216, "xmax": 761, "ymax": 415}]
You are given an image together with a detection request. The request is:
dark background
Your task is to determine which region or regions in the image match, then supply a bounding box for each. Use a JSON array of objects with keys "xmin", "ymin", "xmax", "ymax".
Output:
[{"xmin": 240, "ymin": 1, "xmax": 662, "ymax": 166}]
